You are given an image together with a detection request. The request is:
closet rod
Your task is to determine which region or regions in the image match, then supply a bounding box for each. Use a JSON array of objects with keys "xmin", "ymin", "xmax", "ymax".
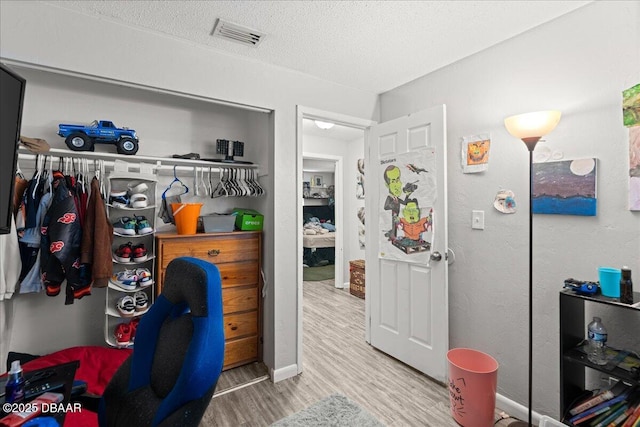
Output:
[{"xmin": 17, "ymin": 146, "xmax": 259, "ymax": 174}]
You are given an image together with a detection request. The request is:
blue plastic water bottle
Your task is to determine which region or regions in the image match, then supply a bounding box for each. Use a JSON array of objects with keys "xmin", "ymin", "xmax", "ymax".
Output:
[{"xmin": 5, "ymin": 360, "xmax": 25, "ymax": 403}]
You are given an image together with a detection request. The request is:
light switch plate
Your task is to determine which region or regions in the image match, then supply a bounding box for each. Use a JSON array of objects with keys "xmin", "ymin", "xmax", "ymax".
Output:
[{"xmin": 472, "ymin": 210, "xmax": 485, "ymax": 230}]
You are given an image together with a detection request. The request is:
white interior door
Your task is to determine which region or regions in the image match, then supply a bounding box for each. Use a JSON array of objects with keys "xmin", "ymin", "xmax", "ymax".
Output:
[{"xmin": 366, "ymin": 105, "xmax": 448, "ymax": 382}]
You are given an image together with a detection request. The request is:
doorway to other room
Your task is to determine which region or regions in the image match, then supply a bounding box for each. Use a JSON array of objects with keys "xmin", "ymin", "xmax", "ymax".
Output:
[{"xmin": 297, "ymin": 106, "xmax": 375, "ymax": 375}]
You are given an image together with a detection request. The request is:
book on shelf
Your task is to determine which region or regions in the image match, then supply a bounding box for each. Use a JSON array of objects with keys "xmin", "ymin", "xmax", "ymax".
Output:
[
  {"xmin": 621, "ymin": 401, "xmax": 640, "ymax": 427},
  {"xmin": 572, "ymin": 405, "xmax": 616, "ymax": 425},
  {"xmin": 571, "ymin": 382, "xmax": 630, "ymax": 416},
  {"xmin": 612, "ymin": 403, "xmax": 640, "ymax": 427},
  {"xmin": 595, "ymin": 390, "xmax": 640, "ymax": 427},
  {"xmin": 591, "ymin": 402, "xmax": 628, "ymax": 427},
  {"xmin": 569, "ymin": 385, "xmax": 634, "ymax": 425}
]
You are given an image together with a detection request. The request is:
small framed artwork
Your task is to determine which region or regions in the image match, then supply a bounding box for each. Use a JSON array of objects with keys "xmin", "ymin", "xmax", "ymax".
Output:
[
  {"xmin": 532, "ymin": 158, "xmax": 597, "ymax": 216},
  {"xmin": 314, "ymin": 175, "xmax": 323, "ymax": 187}
]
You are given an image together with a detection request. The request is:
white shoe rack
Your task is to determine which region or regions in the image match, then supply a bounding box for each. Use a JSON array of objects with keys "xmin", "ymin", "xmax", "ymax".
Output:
[{"xmin": 105, "ymin": 167, "xmax": 158, "ymax": 348}]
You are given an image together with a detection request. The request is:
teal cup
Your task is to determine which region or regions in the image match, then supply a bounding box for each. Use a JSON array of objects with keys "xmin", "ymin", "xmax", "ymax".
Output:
[{"xmin": 598, "ymin": 267, "xmax": 622, "ymax": 298}]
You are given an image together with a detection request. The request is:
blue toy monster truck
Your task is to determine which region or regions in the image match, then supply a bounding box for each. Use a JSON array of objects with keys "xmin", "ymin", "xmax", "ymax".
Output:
[{"xmin": 58, "ymin": 120, "xmax": 139, "ymax": 155}]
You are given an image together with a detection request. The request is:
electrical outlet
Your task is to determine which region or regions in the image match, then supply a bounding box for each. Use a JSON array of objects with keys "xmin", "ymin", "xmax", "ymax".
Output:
[{"xmin": 472, "ymin": 210, "xmax": 485, "ymax": 230}]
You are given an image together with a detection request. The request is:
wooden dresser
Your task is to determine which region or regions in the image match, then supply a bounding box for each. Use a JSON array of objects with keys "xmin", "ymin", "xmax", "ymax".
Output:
[{"xmin": 155, "ymin": 231, "xmax": 262, "ymax": 370}]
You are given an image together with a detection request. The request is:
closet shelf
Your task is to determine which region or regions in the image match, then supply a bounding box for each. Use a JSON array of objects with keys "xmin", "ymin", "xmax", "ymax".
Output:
[
  {"xmin": 107, "ymin": 204, "xmax": 158, "ymax": 211},
  {"xmin": 113, "ymin": 230, "xmax": 156, "ymax": 238},
  {"xmin": 106, "ymin": 305, "xmax": 150, "ymax": 318},
  {"xmin": 17, "ymin": 146, "xmax": 259, "ymax": 173},
  {"xmin": 111, "ymin": 255, "xmax": 156, "ymax": 265},
  {"xmin": 107, "ymin": 281, "xmax": 155, "ymax": 293}
]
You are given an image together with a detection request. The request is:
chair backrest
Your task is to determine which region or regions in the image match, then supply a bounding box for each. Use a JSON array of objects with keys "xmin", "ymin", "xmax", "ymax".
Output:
[{"xmin": 99, "ymin": 257, "xmax": 225, "ymax": 427}]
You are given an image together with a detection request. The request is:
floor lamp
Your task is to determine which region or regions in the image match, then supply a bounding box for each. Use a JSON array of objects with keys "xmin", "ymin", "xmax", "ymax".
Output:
[{"xmin": 504, "ymin": 110, "xmax": 562, "ymax": 426}]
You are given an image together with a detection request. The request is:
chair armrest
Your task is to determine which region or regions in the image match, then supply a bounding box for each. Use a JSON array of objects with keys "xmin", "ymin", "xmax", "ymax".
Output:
[{"xmin": 73, "ymin": 394, "xmax": 101, "ymax": 412}]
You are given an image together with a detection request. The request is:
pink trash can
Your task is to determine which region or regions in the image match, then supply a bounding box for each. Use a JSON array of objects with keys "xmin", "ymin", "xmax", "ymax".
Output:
[{"xmin": 447, "ymin": 348, "xmax": 499, "ymax": 427}]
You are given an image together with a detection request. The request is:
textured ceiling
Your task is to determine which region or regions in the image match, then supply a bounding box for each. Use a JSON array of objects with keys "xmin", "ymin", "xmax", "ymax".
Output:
[{"xmin": 48, "ymin": 0, "xmax": 590, "ymax": 93}]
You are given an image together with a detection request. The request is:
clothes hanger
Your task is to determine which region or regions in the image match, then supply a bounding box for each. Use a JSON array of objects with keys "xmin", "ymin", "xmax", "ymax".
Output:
[
  {"xmin": 31, "ymin": 155, "xmax": 44, "ymax": 199},
  {"xmin": 15, "ymin": 158, "xmax": 25, "ymax": 180},
  {"xmin": 99, "ymin": 160, "xmax": 107, "ymax": 198},
  {"xmin": 245, "ymin": 168, "xmax": 257, "ymax": 197},
  {"xmin": 193, "ymin": 166, "xmax": 200, "ymax": 197},
  {"xmin": 162, "ymin": 165, "xmax": 189, "ymax": 199},
  {"xmin": 211, "ymin": 168, "xmax": 226, "ymax": 198},
  {"xmin": 206, "ymin": 167, "xmax": 212, "ymax": 196}
]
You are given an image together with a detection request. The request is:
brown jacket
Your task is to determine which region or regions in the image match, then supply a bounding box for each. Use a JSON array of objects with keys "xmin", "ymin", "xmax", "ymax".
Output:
[{"xmin": 81, "ymin": 177, "xmax": 113, "ymax": 287}]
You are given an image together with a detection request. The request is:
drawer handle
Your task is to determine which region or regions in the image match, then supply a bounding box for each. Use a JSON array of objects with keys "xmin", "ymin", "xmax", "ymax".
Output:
[{"xmin": 208, "ymin": 249, "xmax": 221, "ymax": 257}]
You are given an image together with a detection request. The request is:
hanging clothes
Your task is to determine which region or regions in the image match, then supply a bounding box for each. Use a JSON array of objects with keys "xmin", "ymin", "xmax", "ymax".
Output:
[
  {"xmin": 24, "ymin": 172, "xmax": 47, "ymax": 229},
  {"xmin": 80, "ymin": 177, "xmax": 113, "ymax": 288},
  {"xmin": 0, "ymin": 216, "xmax": 21, "ymax": 300},
  {"xmin": 18, "ymin": 171, "xmax": 52, "ymax": 282},
  {"xmin": 13, "ymin": 174, "xmax": 28, "ymax": 216},
  {"xmin": 41, "ymin": 170, "xmax": 89, "ymax": 305},
  {"xmin": 18, "ymin": 191, "xmax": 52, "ymax": 294}
]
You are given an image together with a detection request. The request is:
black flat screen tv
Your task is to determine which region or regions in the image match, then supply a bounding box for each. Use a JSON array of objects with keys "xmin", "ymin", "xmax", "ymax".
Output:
[{"xmin": 0, "ymin": 63, "xmax": 26, "ymax": 235}]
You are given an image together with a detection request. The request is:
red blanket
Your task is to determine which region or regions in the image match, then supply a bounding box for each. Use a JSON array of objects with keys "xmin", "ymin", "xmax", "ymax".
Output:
[{"xmin": 19, "ymin": 346, "xmax": 131, "ymax": 426}]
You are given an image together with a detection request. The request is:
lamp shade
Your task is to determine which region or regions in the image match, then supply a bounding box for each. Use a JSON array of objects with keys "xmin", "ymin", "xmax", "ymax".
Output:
[{"xmin": 504, "ymin": 111, "xmax": 561, "ymax": 140}]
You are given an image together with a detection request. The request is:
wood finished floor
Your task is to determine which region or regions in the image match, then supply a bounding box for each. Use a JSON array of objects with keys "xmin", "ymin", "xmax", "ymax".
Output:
[{"xmin": 202, "ymin": 279, "xmax": 464, "ymax": 426}]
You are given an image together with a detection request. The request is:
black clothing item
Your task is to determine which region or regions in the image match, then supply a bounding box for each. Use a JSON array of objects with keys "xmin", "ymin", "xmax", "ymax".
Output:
[{"xmin": 40, "ymin": 172, "xmax": 90, "ymax": 304}]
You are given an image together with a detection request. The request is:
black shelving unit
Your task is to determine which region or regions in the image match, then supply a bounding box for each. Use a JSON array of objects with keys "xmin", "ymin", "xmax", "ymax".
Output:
[{"xmin": 559, "ymin": 289, "xmax": 640, "ymax": 421}]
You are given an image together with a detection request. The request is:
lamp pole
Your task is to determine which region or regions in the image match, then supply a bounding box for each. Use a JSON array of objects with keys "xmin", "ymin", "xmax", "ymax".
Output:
[
  {"xmin": 504, "ymin": 110, "xmax": 561, "ymax": 427},
  {"xmin": 527, "ymin": 143, "xmax": 535, "ymax": 427},
  {"xmin": 522, "ymin": 136, "xmax": 539, "ymax": 427},
  {"xmin": 521, "ymin": 136, "xmax": 538, "ymax": 427}
]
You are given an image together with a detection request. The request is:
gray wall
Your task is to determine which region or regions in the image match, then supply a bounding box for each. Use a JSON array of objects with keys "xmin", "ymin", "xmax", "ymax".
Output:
[{"xmin": 380, "ymin": 1, "xmax": 640, "ymax": 418}]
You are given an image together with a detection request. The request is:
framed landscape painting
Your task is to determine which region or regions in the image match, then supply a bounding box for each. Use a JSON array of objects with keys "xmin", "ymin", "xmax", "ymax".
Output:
[{"xmin": 532, "ymin": 158, "xmax": 597, "ymax": 216}]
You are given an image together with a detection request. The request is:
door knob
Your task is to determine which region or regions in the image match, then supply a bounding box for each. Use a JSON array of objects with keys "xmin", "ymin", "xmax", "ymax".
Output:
[{"xmin": 430, "ymin": 251, "xmax": 442, "ymax": 261}]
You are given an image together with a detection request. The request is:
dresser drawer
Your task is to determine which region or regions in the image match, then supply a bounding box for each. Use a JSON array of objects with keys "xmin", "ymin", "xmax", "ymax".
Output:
[
  {"xmin": 224, "ymin": 311, "xmax": 258, "ymax": 340},
  {"xmin": 224, "ymin": 336, "xmax": 258, "ymax": 369},
  {"xmin": 222, "ymin": 286, "xmax": 258, "ymax": 314},
  {"xmin": 159, "ymin": 235, "xmax": 259, "ymax": 269},
  {"xmin": 218, "ymin": 261, "xmax": 259, "ymax": 288}
]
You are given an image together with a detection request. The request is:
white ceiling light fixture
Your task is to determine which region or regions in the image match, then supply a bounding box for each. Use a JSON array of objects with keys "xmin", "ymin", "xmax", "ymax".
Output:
[
  {"xmin": 211, "ymin": 18, "xmax": 265, "ymax": 47},
  {"xmin": 314, "ymin": 120, "xmax": 335, "ymax": 130}
]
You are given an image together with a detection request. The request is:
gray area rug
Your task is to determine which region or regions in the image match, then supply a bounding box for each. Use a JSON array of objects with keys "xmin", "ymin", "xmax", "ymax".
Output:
[{"xmin": 271, "ymin": 394, "xmax": 385, "ymax": 426}]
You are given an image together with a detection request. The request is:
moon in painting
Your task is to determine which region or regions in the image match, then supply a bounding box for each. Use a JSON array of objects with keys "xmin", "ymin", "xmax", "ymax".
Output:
[{"xmin": 569, "ymin": 158, "xmax": 595, "ymax": 176}]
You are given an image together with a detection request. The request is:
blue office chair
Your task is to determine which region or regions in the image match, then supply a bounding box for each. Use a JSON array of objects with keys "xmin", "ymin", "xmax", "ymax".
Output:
[{"xmin": 98, "ymin": 257, "xmax": 225, "ymax": 427}]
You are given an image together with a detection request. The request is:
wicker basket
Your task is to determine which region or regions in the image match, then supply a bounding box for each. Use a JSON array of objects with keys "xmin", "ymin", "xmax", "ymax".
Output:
[{"xmin": 349, "ymin": 259, "xmax": 365, "ymax": 299}]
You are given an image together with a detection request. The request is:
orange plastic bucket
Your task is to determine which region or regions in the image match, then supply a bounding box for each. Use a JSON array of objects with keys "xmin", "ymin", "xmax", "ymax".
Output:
[
  {"xmin": 171, "ymin": 203, "xmax": 203, "ymax": 235},
  {"xmin": 447, "ymin": 348, "xmax": 499, "ymax": 427}
]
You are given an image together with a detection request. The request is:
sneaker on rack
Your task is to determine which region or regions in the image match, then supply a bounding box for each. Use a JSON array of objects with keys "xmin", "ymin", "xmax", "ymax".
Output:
[
  {"xmin": 128, "ymin": 182, "xmax": 148, "ymax": 194},
  {"xmin": 129, "ymin": 318, "xmax": 140, "ymax": 343},
  {"xmin": 110, "ymin": 269, "xmax": 139, "ymax": 291},
  {"xmin": 114, "ymin": 323, "xmax": 132, "ymax": 346},
  {"xmin": 132, "ymin": 244, "xmax": 148, "ymax": 262},
  {"xmin": 129, "ymin": 193, "xmax": 148, "ymax": 208},
  {"xmin": 133, "ymin": 291, "xmax": 148, "ymax": 312},
  {"xmin": 116, "ymin": 295, "xmax": 136, "ymax": 317},
  {"xmin": 113, "ymin": 217, "xmax": 137, "ymax": 236},
  {"xmin": 135, "ymin": 216, "xmax": 153, "ymax": 235},
  {"xmin": 114, "ymin": 242, "xmax": 134, "ymax": 263},
  {"xmin": 135, "ymin": 268, "xmax": 153, "ymax": 287},
  {"xmin": 109, "ymin": 191, "xmax": 129, "ymax": 208}
]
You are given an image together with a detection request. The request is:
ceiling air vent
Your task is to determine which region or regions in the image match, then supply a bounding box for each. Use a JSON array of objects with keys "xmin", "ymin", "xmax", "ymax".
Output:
[{"xmin": 211, "ymin": 19, "xmax": 265, "ymax": 47}]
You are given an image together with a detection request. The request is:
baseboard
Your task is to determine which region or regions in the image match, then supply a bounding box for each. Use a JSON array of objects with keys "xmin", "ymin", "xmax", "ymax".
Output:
[
  {"xmin": 496, "ymin": 393, "xmax": 543, "ymax": 425},
  {"xmin": 340, "ymin": 281, "xmax": 349, "ymax": 289},
  {"xmin": 271, "ymin": 363, "xmax": 298, "ymax": 383}
]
